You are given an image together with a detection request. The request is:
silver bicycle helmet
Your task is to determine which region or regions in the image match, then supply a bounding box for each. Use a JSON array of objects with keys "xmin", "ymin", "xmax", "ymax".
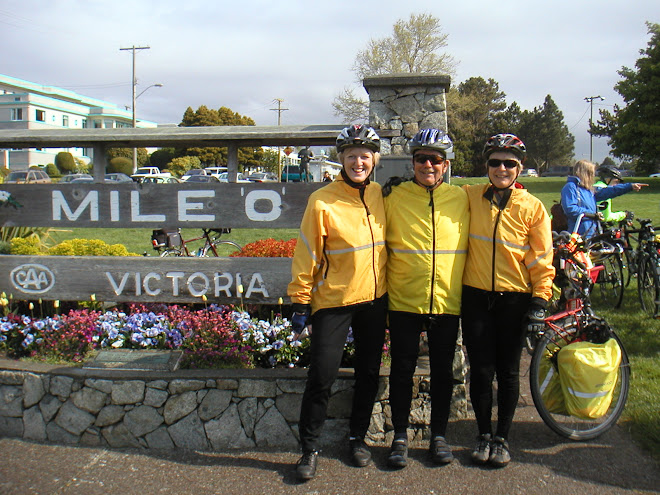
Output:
[
  {"xmin": 408, "ymin": 128, "xmax": 453, "ymax": 156},
  {"xmin": 336, "ymin": 125, "xmax": 381, "ymax": 152}
]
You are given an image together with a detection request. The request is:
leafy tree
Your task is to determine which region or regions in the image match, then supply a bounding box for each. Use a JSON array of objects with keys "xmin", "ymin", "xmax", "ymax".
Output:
[
  {"xmin": 168, "ymin": 156, "xmax": 202, "ymax": 178},
  {"xmin": 333, "ymin": 13, "xmax": 457, "ymax": 123},
  {"xmin": 54, "ymin": 152, "xmax": 76, "ymax": 174},
  {"xmin": 601, "ymin": 156, "xmax": 617, "ymax": 167},
  {"xmin": 108, "ymin": 157, "xmax": 133, "ymax": 175},
  {"xmin": 149, "ymin": 148, "xmax": 176, "ymax": 170},
  {"xmin": 592, "ymin": 22, "xmax": 660, "ymax": 174},
  {"xmin": 178, "ymin": 106, "xmax": 264, "ymax": 172},
  {"xmin": 106, "ymin": 147, "xmax": 149, "ymax": 167},
  {"xmin": 517, "ymin": 95, "xmax": 575, "ymax": 173}
]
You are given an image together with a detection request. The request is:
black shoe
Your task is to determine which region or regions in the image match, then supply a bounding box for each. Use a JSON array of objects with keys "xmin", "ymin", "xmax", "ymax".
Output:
[
  {"xmin": 429, "ymin": 436, "xmax": 454, "ymax": 465},
  {"xmin": 349, "ymin": 438, "xmax": 372, "ymax": 467},
  {"xmin": 296, "ymin": 451, "xmax": 318, "ymax": 480},
  {"xmin": 387, "ymin": 438, "xmax": 408, "ymax": 469},
  {"xmin": 488, "ymin": 436, "xmax": 510, "ymax": 468},
  {"xmin": 471, "ymin": 433, "xmax": 491, "ymax": 465}
]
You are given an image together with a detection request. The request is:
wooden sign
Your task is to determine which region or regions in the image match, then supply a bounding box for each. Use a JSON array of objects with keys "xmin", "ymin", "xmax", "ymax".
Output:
[
  {"xmin": 0, "ymin": 255, "xmax": 293, "ymax": 304},
  {"xmin": 0, "ymin": 182, "xmax": 324, "ymax": 229}
]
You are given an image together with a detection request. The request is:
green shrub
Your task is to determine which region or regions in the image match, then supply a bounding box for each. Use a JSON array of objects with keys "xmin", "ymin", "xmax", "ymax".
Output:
[
  {"xmin": 0, "ymin": 241, "xmax": 11, "ymax": 254},
  {"xmin": 168, "ymin": 156, "xmax": 201, "ymax": 177},
  {"xmin": 55, "ymin": 152, "xmax": 76, "ymax": 174},
  {"xmin": 108, "ymin": 156, "xmax": 133, "ymax": 175},
  {"xmin": 45, "ymin": 163, "xmax": 60, "ymax": 177}
]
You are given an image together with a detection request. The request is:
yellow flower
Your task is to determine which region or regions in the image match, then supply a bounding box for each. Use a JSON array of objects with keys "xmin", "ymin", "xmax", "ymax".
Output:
[
  {"xmin": 0, "ymin": 298, "xmax": 8, "ymax": 306},
  {"xmin": 0, "ymin": 292, "xmax": 5, "ymax": 299},
  {"xmin": 201, "ymin": 294, "xmax": 208, "ymax": 302},
  {"xmin": 90, "ymin": 294, "xmax": 96, "ymax": 302},
  {"xmin": 237, "ymin": 284, "xmax": 244, "ymax": 295},
  {"xmin": 278, "ymin": 297, "xmax": 283, "ymax": 305},
  {"xmin": 29, "ymin": 302, "xmax": 34, "ymax": 310},
  {"xmin": 54, "ymin": 300, "xmax": 60, "ymax": 308}
]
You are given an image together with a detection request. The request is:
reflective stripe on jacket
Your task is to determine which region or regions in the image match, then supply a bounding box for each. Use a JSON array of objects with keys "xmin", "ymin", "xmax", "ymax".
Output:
[
  {"xmin": 288, "ymin": 176, "xmax": 387, "ymax": 314},
  {"xmin": 462, "ymin": 183, "xmax": 555, "ymax": 300},
  {"xmin": 385, "ymin": 181, "xmax": 469, "ymax": 315}
]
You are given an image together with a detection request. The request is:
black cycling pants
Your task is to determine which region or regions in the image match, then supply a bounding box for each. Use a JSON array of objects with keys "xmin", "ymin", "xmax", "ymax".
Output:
[
  {"xmin": 461, "ymin": 285, "xmax": 531, "ymax": 440},
  {"xmin": 298, "ymin": 295, "xmax": 387, "ymax": 453},
  {"xmin": 389, "ymin": 312, "xmax": 460, "ymax": 438}
]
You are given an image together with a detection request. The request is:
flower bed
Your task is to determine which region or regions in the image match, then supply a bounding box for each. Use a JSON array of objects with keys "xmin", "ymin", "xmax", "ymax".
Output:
[{"xmin": 0, "ymin": 304, "xmax": 356, "ymax": 369}]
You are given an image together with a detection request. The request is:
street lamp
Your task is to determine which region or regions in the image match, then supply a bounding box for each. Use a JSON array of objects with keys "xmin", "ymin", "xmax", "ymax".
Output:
[
  {"xmin": 584, "ymin": 95, "xmax": 604, "ymax": 162},
  {"xmin": 137, "ymin": 83, "xmax": 163, "ymax": 100},
  {"xmin": 120, "ymin": 45, "xmax": 151, "ymax": 171}
]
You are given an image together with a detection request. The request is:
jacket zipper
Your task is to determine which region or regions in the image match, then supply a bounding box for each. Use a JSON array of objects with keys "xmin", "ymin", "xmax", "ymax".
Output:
[
  {"xmin": 429, "ymin": 190, "xmax": 436, "ymax": 314},
  {"xmin": 491, "ymin": 206, "xmax": 503, "ymax": 292},
  {"xmin": 359, "ymin": 187, "xmax": 378, "ymax": 301}
]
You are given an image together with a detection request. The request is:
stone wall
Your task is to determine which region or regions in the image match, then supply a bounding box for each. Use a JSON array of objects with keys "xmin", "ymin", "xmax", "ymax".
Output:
[
  {"xmin": 364, "ymin": 73, "xmax": 451, "ymax": 156},
  {"xmin": 0, "ymin": 353, "xmax": 467, "ymax": 451}
]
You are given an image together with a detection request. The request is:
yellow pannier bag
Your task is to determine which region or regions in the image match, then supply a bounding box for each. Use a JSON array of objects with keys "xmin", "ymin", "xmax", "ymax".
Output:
[
  {"xmin": 538, "ymin": 346, "xmax": 567, "ymax": 415},
  {"xmin": 557, "ymin": 338, "xmax": 622, "ymax": 419}
]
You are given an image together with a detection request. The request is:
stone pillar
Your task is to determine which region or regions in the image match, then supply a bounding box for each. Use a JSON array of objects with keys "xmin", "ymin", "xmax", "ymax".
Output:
[{"xmin": 363, "ymin": 74, "xmax": 451, "ymax": 156}]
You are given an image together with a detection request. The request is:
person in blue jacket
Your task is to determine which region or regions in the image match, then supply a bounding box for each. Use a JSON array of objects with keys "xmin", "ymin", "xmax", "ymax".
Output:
[{"xmin": 560, "ymin": 160, "xmax": 647, "ymax": 238}]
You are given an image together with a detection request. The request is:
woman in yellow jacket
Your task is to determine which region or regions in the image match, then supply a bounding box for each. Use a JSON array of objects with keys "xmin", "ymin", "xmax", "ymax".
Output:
[
  {"xmin": 384, "ymin": 129, "xmax": 469, "ymax": 468},
  {"xmin": 288, "ymin": 125, "xmax": 387, "ymax": 481},
  {"xmin": 462, "ymin": 134, "xmax": 554, "ymax": 468}
]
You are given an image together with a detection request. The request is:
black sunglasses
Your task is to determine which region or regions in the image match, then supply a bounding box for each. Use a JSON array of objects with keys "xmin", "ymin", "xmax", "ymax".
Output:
[
  {"xmin": 487, "ymin": 159, "xmax": 520, "ymax": 169},
  {"xmin": 414, "ymin": 154, "xmax": 446, "ymax": 165}
]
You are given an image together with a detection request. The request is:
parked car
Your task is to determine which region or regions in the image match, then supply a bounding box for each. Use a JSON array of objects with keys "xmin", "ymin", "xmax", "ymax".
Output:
[
  {"xmin": 520, "ymin": 168, "xmax": 538, "ymax": 177},
  {"xmin": 141, "ymin": 176, "xmax": 182, "ymax": 184},
  {"xmin": 131, "ymin": 167, "xmax": 172, "ymax": 182},
  {"xmin": 204, "ymin": 166, "xmax": 228, "ymax": 179},
  {"xmin": 281, "ymin": 165, "xmax": 306, "ymax": 182},
  {"xmin": 180, "ymin": 169, "xmax": 208, "ymax": 182},
  {"xmin": 649, "ymin": 173, "xmax": 660, "ymax": 178},
  {"xmin": 59, "ymin": 173, "xmax": 92, "ymax": 183},
  {"xmin": 247, "ymin": 172, "xmax": 278, "ymax": 183},
  {"xmin": 5, "ymin": 170, "xmax": 52, "ymax": 184},
  {"xmin": 185, "ymin": 175, "xmax": 220, "ymax": 183},
  {"xmin": 104, "ymin": 173, "xmax": 134, "ymax": 183},
  {"xmin": 217, "ymin": 172, "xmax": 250, "ymax": 183},
  {"xmin": 70, "ymin": 177, "xmax": 94, "ymax": 183}
]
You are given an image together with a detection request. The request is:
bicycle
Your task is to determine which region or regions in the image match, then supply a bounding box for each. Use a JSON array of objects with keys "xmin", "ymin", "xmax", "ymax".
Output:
[
  {"xmin": 151, "ymin": 228, "xmax": 241, "ymax": 257},
  {"xmin": 585, "ymin": 224, "xmax": 626, "ymax": 308},
  {"xmin": 527, "ymin": 218, "xmax": 630, "ymax": 440},
  {"xmin": 620, "ymin": 218, "xmax": 660, "ymax": 318}
]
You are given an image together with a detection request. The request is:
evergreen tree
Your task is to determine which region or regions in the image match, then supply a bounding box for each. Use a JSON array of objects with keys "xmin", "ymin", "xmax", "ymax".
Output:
[
  {"xmin": 592, "ymin": 22, "xmax": 660, "ymax": 174},
  {"xmin": 518, "ymin": 95, "xmax": 574, "ymax": 173}
]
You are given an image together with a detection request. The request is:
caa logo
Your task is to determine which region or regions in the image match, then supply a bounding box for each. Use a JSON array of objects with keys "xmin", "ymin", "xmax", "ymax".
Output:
[{"xmin": 10, "ymin": 264, "xmax": 55, "ymax": 294}]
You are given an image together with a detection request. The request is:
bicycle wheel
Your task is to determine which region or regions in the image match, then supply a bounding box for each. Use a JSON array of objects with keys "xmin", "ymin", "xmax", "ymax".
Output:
[
  {"xmin": 592, "ymin": 254, "xmax": 624, "ymax": 308},
  {"xmin": 530, "ymin": 321, "xmax": 630, "ymax": 440},
  {"xmin": 160, "ymin": 248, "xmax": 183, "ymax": 257},
  {"xmin": 638, "ymin": 254, "xmax": 660, "ymax": 317}
]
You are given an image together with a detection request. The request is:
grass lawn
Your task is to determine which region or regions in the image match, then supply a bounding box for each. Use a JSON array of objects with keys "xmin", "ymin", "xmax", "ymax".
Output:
[{"xmin": 40, "ymin": 176, "xmax": 660, "ymax": 460}]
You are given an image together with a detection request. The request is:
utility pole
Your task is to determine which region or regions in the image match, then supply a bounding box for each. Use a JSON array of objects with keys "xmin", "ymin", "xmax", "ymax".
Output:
[
  {"xmin": 584, "ymin": 95, "xmax": 604, "ymax": 162},
  {"xmin": 120, "ymin": 45, "xmax": 150, "ymax": 172},
  {"xmin": 270, "ymin": 98, "xmax": 289, "ymax": 180}
]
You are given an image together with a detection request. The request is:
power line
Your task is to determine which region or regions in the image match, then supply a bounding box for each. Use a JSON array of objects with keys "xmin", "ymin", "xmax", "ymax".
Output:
[{"xmin": 270, "ymin": 98, "xmax": 289, "ymax": 126}]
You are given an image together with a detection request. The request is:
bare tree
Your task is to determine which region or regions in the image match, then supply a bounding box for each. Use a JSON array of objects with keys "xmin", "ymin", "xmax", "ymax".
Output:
[{"xmin": 333, "ymin": 13, "xmax": 458, "ymax": 123}]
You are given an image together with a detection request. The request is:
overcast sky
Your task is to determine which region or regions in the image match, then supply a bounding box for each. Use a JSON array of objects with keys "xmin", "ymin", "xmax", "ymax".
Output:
[{"xmin": 2, "ymin": 0, "xmax": 657, "ymax": 163}]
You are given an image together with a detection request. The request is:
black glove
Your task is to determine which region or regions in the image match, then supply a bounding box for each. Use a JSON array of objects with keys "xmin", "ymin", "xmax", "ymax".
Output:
[
  {"xmin": 291, "ymin": 303, "xmax": 311, "ymax": 336},
  {"xmin": 525, "ymin": 298, "xmax": 547, "ymax": 336},
  {"xmin": 382, "ymin": 176, "xmax": 407, "ymax": 197}
]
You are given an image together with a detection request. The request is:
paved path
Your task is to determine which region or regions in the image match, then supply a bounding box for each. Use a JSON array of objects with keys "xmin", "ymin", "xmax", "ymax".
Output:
[{"xmin": 1, "ymin": 362, "xmax": 659, "ymax": 495}]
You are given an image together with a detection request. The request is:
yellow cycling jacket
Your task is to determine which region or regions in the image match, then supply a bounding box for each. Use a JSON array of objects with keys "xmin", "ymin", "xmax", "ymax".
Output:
[
  {"xmin": 462, "ymin": 184, "xmax": 555, "ymax": 300},
  {"xmin": 385, "ymin": 181, "xmax": 469, "ymax": 315},
  {"xmin": 288, "ymin": 176, "xmax": 387, "ymax": 314}
]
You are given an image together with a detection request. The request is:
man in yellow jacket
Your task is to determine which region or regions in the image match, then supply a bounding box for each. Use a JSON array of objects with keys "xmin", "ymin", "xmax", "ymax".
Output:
[
  {"xmin": 383, "ymin": 129, "xmax": 470, "ymax": 468},
  {"xmin": 288, "ymin": 125, "xmax": 387, "ymax": 480}
]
